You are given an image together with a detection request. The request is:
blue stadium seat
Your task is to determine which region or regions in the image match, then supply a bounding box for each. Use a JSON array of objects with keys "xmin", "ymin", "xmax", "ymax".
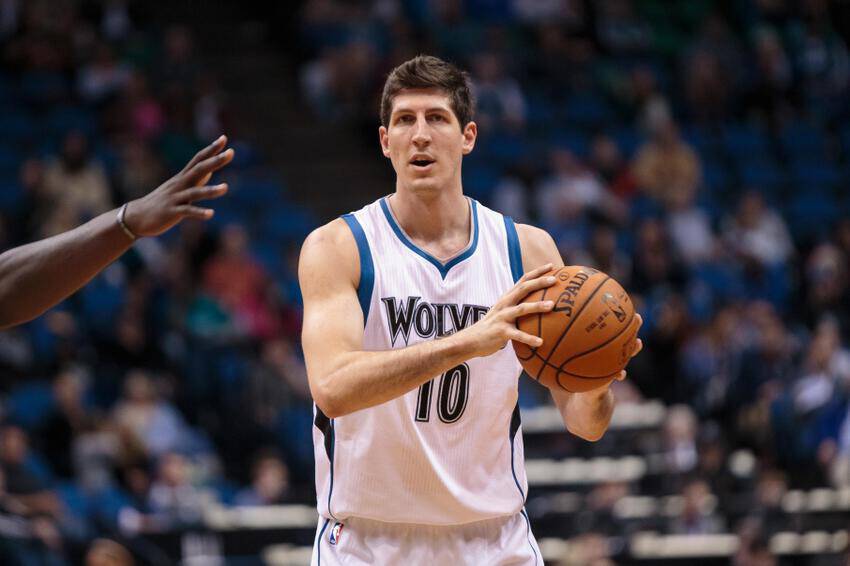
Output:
[
  {"xmin": 0, "ymin": 181, "xmax": 23, "ymax": 213},
  {"xmin": 738, "ymin": 159, "xmax": 785, "ymax": 194},
  {"xmin": 7, "ymin": 381, "xmax": 55, "ymax": 429},
  {"xmin": 548, "ymin": 130, "xmax": 589, "ymax": 158},
  {"xmin": 722, "ymin": 123, "xmax": 772, "ymax": 157},
  {"xmin": 561, "ymin": 93, "xmax": 614, "ymax": 130},
  {"xmin": 612, "ymin": 127, "xmax": 643, "ymax": 159},
  {"xmin": 43, "ymin": 105, "xmax": 96, "ymax": 137},
  {"xmin": 780, "ymin": 121, "xmax": 828, "ymax": 159},
  {"xmin": 19, "ymin": 71, "xmax": 68, "ymax": 105},
  {"xmin": 790, "ymin": 161, "xmax": 841, "ymax": 193},
  {"xmin": 701, "ymin": 159, "xmax": 731, "ymax": 193},
  {"xmin": 0, "ymin": 110, "xmax": 38, "ymax": 142},
  {"xmin": 461, "ymin": 163, "xmax": 500, "ymax": 202},
  {"xmin": 485, "ymin": 131, "xmax": 530, "ymax": 165},
  {"xmin": 260, "ymin": 204, "xmax": 316, "ymax": 244},
  {"xmin": 682, "ymin": 126, "xmax": 721, "ymax": 160},
  {"xmin": 785, "ymin": 192, "xmax": 839, "ymax": 242}
]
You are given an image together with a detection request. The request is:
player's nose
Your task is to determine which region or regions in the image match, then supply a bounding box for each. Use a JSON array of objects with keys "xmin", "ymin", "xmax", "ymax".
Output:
[{"xmin": 411, "ymin": 116, "xmax": 431, "ymax": 145}]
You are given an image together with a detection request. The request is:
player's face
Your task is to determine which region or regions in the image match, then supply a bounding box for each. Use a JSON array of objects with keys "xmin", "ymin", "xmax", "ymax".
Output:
[{"xmin": 379, "ymin": 89, "xmax": 477, "ymax": 194}]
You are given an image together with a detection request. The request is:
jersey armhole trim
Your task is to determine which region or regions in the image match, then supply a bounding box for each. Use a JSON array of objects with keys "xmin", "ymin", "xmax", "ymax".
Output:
[
  {"xmin": 504, "ymin": 216, "xmax": 523, "ymax": 283},
  {"xmin": 341, "ymin": 213, "xmax": 375, "ymax": 322}
]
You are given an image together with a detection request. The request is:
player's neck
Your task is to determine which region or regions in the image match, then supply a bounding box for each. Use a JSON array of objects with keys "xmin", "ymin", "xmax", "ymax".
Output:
[{"xmin": 388, "ymin": 186, "xmax": 470, "ymax": 248}]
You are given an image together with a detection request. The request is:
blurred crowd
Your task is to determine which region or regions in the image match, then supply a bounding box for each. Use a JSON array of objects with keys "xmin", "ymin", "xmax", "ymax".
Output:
[
  {"xmin": 0, "ymin": 0, "xmax": 849, "ymax": 564},
  {"xmin": 0, "ymin": 0, "xmax": 313, "ymax": 563},
  {"xmin": 297, "ymin": 0, "xmax": 850, "ymax": 564}
]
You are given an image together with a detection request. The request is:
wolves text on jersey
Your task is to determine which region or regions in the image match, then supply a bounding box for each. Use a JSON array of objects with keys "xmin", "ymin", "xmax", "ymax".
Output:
[{"xmin": 381, "ymin": 297, "xmax": 489, "ymax": 346}]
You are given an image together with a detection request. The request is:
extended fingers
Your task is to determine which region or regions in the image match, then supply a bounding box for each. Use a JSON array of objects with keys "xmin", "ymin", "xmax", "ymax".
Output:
[
  {"xmin": 177, "ymin": 204, "xmax": 215, "ymax": 220},
  {"xmin": 180, "ymin": 184, "xmax": 229, "ymax": 203},
  {"xmin": 181, "ymin": 135, "xmax": 228, "ymax": 173},
  {"xmin": 183, "ymin": 148, "xmax": 234, "ymax": 187}
]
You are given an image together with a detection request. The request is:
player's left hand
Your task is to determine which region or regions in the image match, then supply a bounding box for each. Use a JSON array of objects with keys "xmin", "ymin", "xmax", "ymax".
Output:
[
  {"xmin": 123, "ymin": 135, "xmax": 234, "ymax": 237},
  {"xmin": 612, "ymin": 314, "xmax": 643, "ymax": 382}
]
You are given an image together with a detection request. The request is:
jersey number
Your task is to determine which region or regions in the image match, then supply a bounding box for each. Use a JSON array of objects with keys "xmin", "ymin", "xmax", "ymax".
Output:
[{"xmin": 415, "ymin": 363, "xmax": 469, "ymax": 423}]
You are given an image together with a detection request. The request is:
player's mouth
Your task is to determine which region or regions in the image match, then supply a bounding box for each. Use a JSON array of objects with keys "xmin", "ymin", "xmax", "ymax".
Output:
[{"xmin": 410, "ymin": 156, "xmax": 436, "ymax": 171}]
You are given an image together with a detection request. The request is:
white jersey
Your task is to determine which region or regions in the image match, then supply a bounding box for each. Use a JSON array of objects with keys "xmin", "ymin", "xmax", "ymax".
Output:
[{"xmin": 313, "ymin": 195, "xmax": 528, "ymax": 525}]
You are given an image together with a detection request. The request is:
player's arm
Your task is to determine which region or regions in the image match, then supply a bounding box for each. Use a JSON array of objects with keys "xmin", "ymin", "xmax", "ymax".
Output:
[
  {"xmin": 299, "ymin": 220, "xmax": 555, "ymax": 418},
  {"xmin": 0, "ymin": 136, "xmax": 233, "ymax": 330},
  {"xmin": 515, "ymin": 224, "xmax": 642, "ymax": 442}
]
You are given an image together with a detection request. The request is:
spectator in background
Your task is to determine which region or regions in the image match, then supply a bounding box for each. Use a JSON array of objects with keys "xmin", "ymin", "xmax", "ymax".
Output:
[
  {"xmin": 36, "ymin": 368, "xmax": 92, "ymax": 480},
  {"xmin": 662, "ymin": 405, "xmax": 699, "ymax": 476},
  {"xmin": 41, "ymin": 130, "xmax": 112, "ymax": 235},
  {"xmin": 680, "ymin": 307, "xmax": 744, "ymax": 418},
  {"xmin": 594, "ymin": 0, "xmax": 652, "ymax": 55},
  {"xmin": 234, "ymin": 450, "xmax": 292, "ymax": 506},
  {"xmin": 0, "ymin": 424, "xmax": 67, "ymax": 560},
  {"xmin": 536, "ymin": 148, "xmax": 623, "ymax": 231},
  {"xmin": 633, "ymin": 116, "xmax": 701, "ymax": 211},
  {"xmin": 722, "ymin": 191, "xmax": 794, "ymax": 270},
  {"xmin": 589, "ymin": 134, "xmax": 637, "ymax": 201},
  {"xmin": 747, "ymin": 27, "xmax": 793, "ymax": 125},
  {"xmin": 117, "ymin": 140, "xmax": 165, "ymax": 201},
  {"xmin": 803, "ymin": 243, "xmax": 850, "ymax": 333},
  {"xmin": 202, "ymin": 223, "xmax": 279, "ymax": 339},
  {"xmin": 470, "ymin": 51, "xmax": 527, "ymax": 131},
  {"xmin": 669, "ymin": 478, "xmax": 725, "ymax": 534},
  {"xmin": 147, "ymin": 451, "xmax": 215, "ymax": 529},
  {"xmin": 112, "ymin": 370, "xmax": 194, "ymax": 458},
  {"xmin": 630, "ymin": 218, "xmax": 687, "ymax": 296},
  {"xmin": 77, "ymin": 41, "xmax": 131, "ymax": 104},
  {"xmin": 574, "ymin": 221, "xmax": 631, "ymax": 285}
]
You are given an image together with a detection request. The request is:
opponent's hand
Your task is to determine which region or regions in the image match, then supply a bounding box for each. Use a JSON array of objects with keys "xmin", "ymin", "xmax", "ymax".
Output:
[
  {"xmin": 123, "ymin": 135, "xmax": 234, "ymax": 237},
  {"xmin": 462, "ymin": 263, "xmax": 558, "ymax": 358}
]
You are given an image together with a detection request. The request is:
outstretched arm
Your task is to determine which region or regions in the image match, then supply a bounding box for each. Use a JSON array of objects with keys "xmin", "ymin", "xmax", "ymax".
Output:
[
  {"xmin": 0, "ymin": 136, "xmax": 234, "ymax": 330},
  {"xmin": 299, "ymin": 219, "xmax": 556, "ymax": 418},
  {"xmin": 516, "ymin": 223, "xmax": 642, "ymax": 441}
]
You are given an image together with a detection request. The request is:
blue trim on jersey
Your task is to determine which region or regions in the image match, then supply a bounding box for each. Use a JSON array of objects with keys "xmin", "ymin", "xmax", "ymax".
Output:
[
  {"xmin": 341, "ymin": 213, "xmax": 374, "ymax": 321},
  {"xmin": 379, "ymin": 197, "xmax": 479, "ymax": 280},
  {"xmin": 509, "ymin": 401, "xmax": 525, "ymax": 500},
  {"xmin": 327, "ymin": 419, "xmax": 337, "ymax": 520},
  {"xmin": 520, "ymin": 508, "xmax": 539, "ymax": 565},
  {"xmin": 503, "ymin": 216, "xmax": 523, "ymax": 283},
  {"xmin": 316, "ymin": 517, "xmax": 330, "ymax": 564}
]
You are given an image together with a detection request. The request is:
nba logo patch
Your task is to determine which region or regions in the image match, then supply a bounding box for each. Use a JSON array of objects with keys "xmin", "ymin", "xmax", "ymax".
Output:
[{"xmin": 329, "ymin": 521, "xmax": 344, "ymax": 545}]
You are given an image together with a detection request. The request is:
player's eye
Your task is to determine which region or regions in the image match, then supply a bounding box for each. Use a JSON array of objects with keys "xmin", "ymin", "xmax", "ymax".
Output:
[
  {"xmin": 428, "ymin": 114, "xmax": 445, "ymax": 122},
  {"xmin": 397, "ymin": 115, "xmax": 415, "ymax": 124}
]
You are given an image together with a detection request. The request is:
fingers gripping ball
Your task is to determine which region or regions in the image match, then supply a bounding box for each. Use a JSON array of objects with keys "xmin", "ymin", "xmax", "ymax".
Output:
[{"xmin": 512, "ymin": 266, "xmax": 639, "ymax": 392}]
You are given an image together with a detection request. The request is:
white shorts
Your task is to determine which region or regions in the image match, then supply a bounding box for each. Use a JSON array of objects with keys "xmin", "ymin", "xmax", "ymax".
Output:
[{"xmin": 311, "ymin": 511, "xmax": 541, "ymax": 566}]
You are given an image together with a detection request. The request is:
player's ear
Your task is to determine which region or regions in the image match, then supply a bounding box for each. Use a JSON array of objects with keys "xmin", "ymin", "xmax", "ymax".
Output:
[
  {"xmin": 461, "ymin": 121, "xmax": 477, "ymax": 155},
  {"xmin": 379, "ymin": 126, "xmax": 391, "ymax": 158}
]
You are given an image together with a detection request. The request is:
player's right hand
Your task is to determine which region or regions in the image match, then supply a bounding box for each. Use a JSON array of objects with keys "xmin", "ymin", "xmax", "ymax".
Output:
[
  {"xmin": 123, "ymin": 135, "xmax": 234, "ymax": 237},
  {"xmin": 463, "ymin": 263, "xmax": 557, "ymax": 358}
]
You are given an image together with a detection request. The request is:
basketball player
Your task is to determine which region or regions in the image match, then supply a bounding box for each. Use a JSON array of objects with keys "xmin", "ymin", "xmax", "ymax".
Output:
[
  {"xmin": 299, "ymin": 56, "xmax": 642, "ymax": 564},
  {"xmin": 0, "ymin": 136, "xmax": 233, "ymax": 330}
]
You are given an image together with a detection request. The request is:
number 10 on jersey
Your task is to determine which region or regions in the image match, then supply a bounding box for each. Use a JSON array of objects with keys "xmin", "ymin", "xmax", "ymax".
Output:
[{"xmin": 415, "ymin": 363, "xmax": 470, "ymax": 423}]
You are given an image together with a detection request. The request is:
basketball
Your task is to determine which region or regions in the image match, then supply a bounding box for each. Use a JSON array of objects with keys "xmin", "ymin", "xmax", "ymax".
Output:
[{"xmin": 513, "ymin": 266, "xmax": 639, "ymax": 392}]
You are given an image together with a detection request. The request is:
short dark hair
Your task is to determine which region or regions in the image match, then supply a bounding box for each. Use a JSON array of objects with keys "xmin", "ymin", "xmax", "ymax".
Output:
[{"xmin": 380, "ymin": 55, "xmax": 475, "ymax": 129}]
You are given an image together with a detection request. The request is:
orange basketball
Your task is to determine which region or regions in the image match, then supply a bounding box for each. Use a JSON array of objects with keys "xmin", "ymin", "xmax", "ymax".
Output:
[{"xmin": 512, "ymin": 266, "xmax": 639, "ymax": 392}]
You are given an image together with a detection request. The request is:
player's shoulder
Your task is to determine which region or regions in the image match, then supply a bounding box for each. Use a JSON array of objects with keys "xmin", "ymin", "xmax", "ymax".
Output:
[
  {"xmin": 514, "ymin": 223, "xmax": 561, "ymax": 271},
  {"xmin": 302, "ymin": 217, "xmax": 354, "ymax": 252},
  {"xmin": 515, "ymin": 223, "xmax": 556, "ymax": 252},
  {"xmin": 299, "ymin": 218, "xmax": 359, "ymax": 286}
]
